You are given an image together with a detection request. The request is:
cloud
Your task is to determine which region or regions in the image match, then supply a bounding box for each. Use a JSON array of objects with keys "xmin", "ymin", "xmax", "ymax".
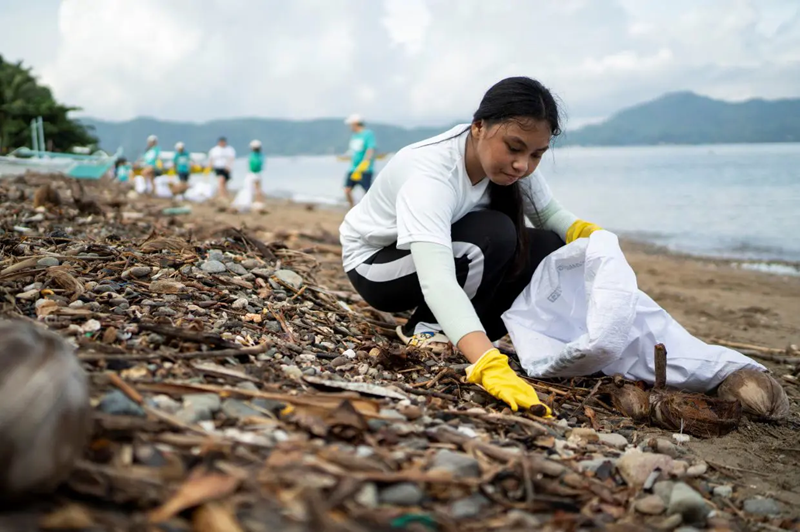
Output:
[{"xmin": 0, "ymin": 0, "xmax": 797, "ymax": 127}]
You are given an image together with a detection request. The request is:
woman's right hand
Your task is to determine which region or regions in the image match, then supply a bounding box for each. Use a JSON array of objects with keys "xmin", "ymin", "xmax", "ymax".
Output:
[{"xmin": 462, "ymin": 341, "xmax": 553, "ymax": 417}]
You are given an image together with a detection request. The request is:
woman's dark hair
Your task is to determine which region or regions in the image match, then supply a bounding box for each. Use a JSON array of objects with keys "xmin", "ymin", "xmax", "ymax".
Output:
[{"xmin": 474, "ymin": 76, "xmax": 561, "ymax": 276}]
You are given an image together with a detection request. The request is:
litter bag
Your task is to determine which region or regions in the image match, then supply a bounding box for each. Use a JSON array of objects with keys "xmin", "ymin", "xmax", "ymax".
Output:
[{"xmin": 502, "ymin": 231, "xmax": 764, "ymax": 392}]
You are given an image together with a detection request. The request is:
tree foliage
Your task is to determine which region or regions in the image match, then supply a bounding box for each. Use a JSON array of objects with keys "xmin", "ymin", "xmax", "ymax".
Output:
[{"xmin": 0, "ymin": 55, "xmax": 98, "ymax": 154}]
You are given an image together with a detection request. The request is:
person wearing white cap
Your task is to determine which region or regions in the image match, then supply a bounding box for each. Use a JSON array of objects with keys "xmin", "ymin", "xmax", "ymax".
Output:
[
  {"xmin": 141, "ymin": 135, "xmax": 161, "ymax": 194},
  {"xmin": 173, "ymin": 142, "xmax": 191, "ymax": 183},
  {"xmin": 232, "ymin": 139, "xmax": 266, "ymax": 213},
  {"xmin": 343, "ymin": 113, "xmax": 377, "ymax": 208}
]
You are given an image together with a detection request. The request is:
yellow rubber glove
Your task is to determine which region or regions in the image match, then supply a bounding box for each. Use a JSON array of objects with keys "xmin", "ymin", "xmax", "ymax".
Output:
[
  {"xmin": 466, "ymin": 348, "xmax": 553, "ymax": 416},
  {"xmin": 566, "ymin": 219, "xmax": 602, "ymax": 244},
  {"xmin": 350, "ymin": 159, "xmax": 370, "ymax": 182}
]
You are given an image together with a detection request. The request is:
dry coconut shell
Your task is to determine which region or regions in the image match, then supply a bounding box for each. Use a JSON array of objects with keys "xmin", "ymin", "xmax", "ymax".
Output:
[
  {"xmin": 717, "ymin": 369, "xmax": 790, "ymax": 421},
  {"xmin": 649, "ymin": 390, "xmax": 741, "ymax": 438},
  {"xmin": 0, "ymin": 319, "xmax": 91, "ymax": 498},
  {"xmin": 603, "ymin": 383, "xmax": 650, "ymax": 422}
]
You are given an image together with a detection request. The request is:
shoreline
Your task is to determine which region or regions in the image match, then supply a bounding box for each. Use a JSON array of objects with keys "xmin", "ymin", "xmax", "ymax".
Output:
[{"xmin": 232, "ymin": 195, "xmax": 800, "ymax": 277}]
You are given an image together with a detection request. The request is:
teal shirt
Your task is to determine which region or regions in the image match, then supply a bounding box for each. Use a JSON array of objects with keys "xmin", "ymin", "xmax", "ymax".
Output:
[
  {"xmin": 249, "ymin": 151, "xmax": 264, "ymax": 173},
  {"xmin": 348, "ymin": 129, "xmax": 376, "ymax": 172},
  {"xmin": 116, "ymin": 163, "xmax": 132, "ymax": 182},
  {"xmin": 144, "ymin": 146, "xmax": 160, "ymax": 166},
  {"xmin": 173, "ymin": 151, "xmax": 191, "ymax": 173}
]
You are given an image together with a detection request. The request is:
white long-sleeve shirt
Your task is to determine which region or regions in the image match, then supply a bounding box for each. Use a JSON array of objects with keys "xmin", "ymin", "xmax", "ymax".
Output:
[{"xmin": 339, "ymin": 124, "xmax": 580, "ymax": 344}]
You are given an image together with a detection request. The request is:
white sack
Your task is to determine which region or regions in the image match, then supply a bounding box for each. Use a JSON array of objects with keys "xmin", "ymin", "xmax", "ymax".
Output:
[
  {"xmin": 502, "ymin": 231, "xmax": 764, "ymax": 392},
  {"xmin": 232, "ymin": 172, "xmax": 259, "ymax": 211}
]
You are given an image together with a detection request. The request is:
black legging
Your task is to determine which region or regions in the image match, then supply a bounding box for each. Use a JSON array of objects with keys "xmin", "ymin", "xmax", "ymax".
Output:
[{"xmin": 347, "ymin": 210, "xmax": 565, "ymax": 341}]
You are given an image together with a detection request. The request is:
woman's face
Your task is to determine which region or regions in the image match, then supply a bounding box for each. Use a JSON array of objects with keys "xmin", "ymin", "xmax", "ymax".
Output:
[{"xmin": 471, "ymin": 118, "xmax": 551, "ymax": 186}]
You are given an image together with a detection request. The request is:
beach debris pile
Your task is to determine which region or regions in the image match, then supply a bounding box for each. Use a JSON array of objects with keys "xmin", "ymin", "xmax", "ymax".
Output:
[{"xmin": 0, "ymin": 172, "xmax": 797, "ymax": 531}]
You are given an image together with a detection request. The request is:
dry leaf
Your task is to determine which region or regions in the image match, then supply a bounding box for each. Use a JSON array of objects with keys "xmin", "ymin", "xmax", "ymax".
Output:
[
  {"xmin": 40, "ymin": 503, "xmax": 94, "ymax": 529},
  {"xmin": 102, "ymin": 326, "xmax": 118, "ymax": 344},
  {"xmin": 140, "ymin": 236, "xmax": 190, "ymax": 253},
  {"xmin": 192, "ymin": 502, "xmax": 244, "ymax": 532},
  {"xmin": 46, "ymin": 266, "xmax": 85, "ymax": 296},
  {"xmin": 35, "ymin": 299, "xmax": 60, "ymax": 317},
  {"xmin": 148, "ymin": 469, "xmax": 241, "ymax": 523}
]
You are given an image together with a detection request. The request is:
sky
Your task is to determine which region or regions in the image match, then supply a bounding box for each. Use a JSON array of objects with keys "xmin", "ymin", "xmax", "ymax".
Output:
[{"xmin": 1, "ymin": 0, "xmax": 799, "ymax": 129}]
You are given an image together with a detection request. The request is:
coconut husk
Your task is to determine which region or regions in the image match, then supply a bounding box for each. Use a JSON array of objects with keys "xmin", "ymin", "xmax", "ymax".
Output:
[
  {"xmin": 0, "ymin": 319, "xmax": 91, "ymax": 497},
  {"xmin": 717, "ymin": 368, "xmax": 790, "ymax": 421},
  {"xmin": 649, "ymin": 390, "xmax": 742, "ymax": 438},
  {"xmin": 602, "ymin": 383, "xmax": 650, "ymax": 422}
]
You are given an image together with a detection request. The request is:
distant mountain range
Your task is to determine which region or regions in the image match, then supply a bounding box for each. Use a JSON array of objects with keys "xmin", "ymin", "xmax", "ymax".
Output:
[
  {"xmin": 564, "ymin": 91, "xmax": 800, "ymax": 146},
  {"xmin": 80, "ymin": 92, "xmax": 800, "ymax": 158}
]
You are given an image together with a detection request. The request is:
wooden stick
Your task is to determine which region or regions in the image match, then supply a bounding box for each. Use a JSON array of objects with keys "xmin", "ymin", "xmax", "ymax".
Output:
[
  {"xmin": 654, "ymin": 343, "xmax": 667, "ymax": 390},
  {"xmin": 79, "ymin": 342, "xmax": 273, "ymax": 362}
]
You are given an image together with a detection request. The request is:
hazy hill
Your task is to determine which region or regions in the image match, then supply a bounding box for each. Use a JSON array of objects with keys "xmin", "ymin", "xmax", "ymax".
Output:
[
  {"xmin": 79, "ymin": 117, "xmax": 448, "ymax": 159},
  {"xmin": 563, "ymin": 91, "xmax": 800, "ymax": 146},
  {"xmin": 80, "ymin": 92, "xmax": 800, "ymax": 158}
]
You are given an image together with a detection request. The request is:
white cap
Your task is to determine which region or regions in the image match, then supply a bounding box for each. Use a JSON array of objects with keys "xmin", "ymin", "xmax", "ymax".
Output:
[
  {"xmin": 147, "ymin": 134, "xmax": 158, "ymax": 143},
  {"xmin": 175, "ymin": 141, "xmax": 185, "ymax": 150},
  {"xmin": 249, "ymin": 139, "xmax": 262, "ymax": 149},
  {"xmin": 344, "ymin": 113, "xmax": 363, "ymax": 125}
]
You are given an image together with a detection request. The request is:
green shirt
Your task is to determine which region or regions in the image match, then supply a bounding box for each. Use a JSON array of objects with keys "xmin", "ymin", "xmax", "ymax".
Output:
[
  {"xmin": 249, "ymin": 151, "xmax": 264, "ymax": 173},
  {"xmin": 173, "ymin": 151, "xmax": 191, "ymax": 173}
]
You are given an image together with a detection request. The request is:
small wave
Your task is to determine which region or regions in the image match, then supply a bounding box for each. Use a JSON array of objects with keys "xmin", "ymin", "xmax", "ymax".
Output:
[{"xmin": 734, "ymin": 262, "xmax": 800, "ymax": 277}]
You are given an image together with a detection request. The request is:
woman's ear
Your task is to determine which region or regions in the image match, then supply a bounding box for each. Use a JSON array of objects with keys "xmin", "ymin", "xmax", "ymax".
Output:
[{"xmin": 471, "ymin": 120, "xmax": 483, "ymax": 140}]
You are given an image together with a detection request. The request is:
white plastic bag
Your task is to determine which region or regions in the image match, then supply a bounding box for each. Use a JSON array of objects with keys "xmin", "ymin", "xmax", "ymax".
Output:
[
  {"xmin": 502, "ymin": 231, "xmax": 764, "ymax": 392},
  {"xmin": 232, "ymin": 172, "xmax": 259, "ymax": 212}
]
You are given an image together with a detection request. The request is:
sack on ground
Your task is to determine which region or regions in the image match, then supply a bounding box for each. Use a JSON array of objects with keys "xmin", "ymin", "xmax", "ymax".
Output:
[{"xmin": 501, "ymin": 231, "xmax": 764, "ymax": 392}]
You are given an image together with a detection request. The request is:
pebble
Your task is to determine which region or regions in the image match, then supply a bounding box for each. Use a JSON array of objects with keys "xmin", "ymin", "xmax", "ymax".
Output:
[
  {"xmin": 354, "ymin": 482, "xmax": 379, "ymax": 508},
  {"xmin": 274, "ymin": 269, "xmax": 303, "ymax": 289},
  {"xmin": 378, "ymin": 482, "xmax": 424, "ymax": 506},
  {"xmin": 295, "ymin": 354, "xmax": 317, "ymax": 364},
  {"xmin": 712, "ymin": 485, "xmax": 733, "ymax": 498},
  {"xmin": 207, "ymin": 250, "xmax": 225, "ymax": 262},
  {"xmin": 232, "ymin": 298, "xmax": 249, "ymax": 310},
  {"xmin": 176, "ymin": 406, "xmax": 213, "ymax": 425},
  {"xmin": 281, "ymin": 365, "xmax": 303, "ymax": 379},
  {"xmin": 686, "ymin": 463, "xmax": 707, "ymax": 477},
  {"xmin": 617, "ymin": 450, "xmax": 674, "ymax": 488},
  {"xmin": 241, "ymin": 259, "xmax": 261, "ymax": 270},
  {"xmin": 670, "ymin": 460, "xmax": 688, "ymax": 478},
  {"xmin": 129, "ymin": 266, "xmax": 152, "ymax": 278},
  {"xmin": 743, "ymin": 497, "xmax": 781, "ymax": 516},
  {"xmin": 36, "ymin": 257, "xmax": 60, "ymax": 267},
  {"xmin": 429, "ymin": 450, "xmax": 481, "ymax": 478},
  {"xmin": 449, "ymin": 493, "xmax": 490, "ymax": 519},
  {"xmin": 668, "ymin": 482, "xmax": 709, "ymax": 524},
  {"xmin": 653, "ymin": 438, "xmax": 680, "ymax": 458},
  {"xmin": 225, "ymin": 262, "xmax": 249, "ymax": 276},
  {"xmin": 183, "ymin": 393, "xmax": 221, "ymax": 413},
  {"xmin": 251, "ymin": 268, "xmax": 272, "ymax": 279},
  {"xmin": 98, "ymin": 390, "xmax": 145, "ymax": 417},
  {"xmin": 147, "ymin": 394, "xmax": 181, "ymax": 414},
  {"xmin": 597, "ymin": 432, "xmax": 628, "ymax": 449},
  {"xmin": 221, "ymin": 399, "xmax": 261, "ymax": 419},
  {"xmin": 201, "ymin": 260, "xmax": 227, "ymax": 274},
  {"xmin": 578, "ymin": 457, "xmax": 617, "ymax": 475},
  {"xmin": 331, "ymin": 356, "xmax": 350, "ymax": 368},
  {"xmin": 301, "ymin": 367, "xmax": 317, "ymax": 376},
  {"xmin": 635, "ymin": 494, "xmax": 666, "ymax": 515},
  {"xmin": 653, "ymin": 480, "xmax": 675, "ymax": 505},
  {"xmin": 569, "ymin": 427, "xmax": 599, "ymax": 443}
]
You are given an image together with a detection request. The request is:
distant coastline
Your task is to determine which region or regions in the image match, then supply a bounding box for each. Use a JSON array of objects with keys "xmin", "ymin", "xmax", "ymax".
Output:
[{"xmin": 80, "ymin": 91, "xmax": 800, "ymax": 158}]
